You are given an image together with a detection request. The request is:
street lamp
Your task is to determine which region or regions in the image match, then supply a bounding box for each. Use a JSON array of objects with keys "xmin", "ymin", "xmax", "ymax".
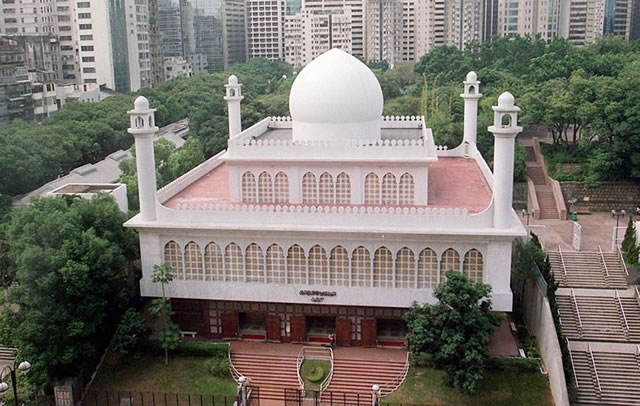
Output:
[
  {"xmin": 0, "ymin": 360, "xmax": 31, "ymax": 406},
  {"xmin": 612, "ymin": 209, "xmax": 626, "ymax": 248}
]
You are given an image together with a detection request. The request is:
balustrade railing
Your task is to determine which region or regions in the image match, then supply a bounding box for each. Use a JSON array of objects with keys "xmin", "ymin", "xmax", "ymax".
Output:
[
  {"xmin": 558, "ymin": 247, "xmax": 567, "ymax": 276},
  {"xmin": 615, "ymin": 290, "xmax": 629, "ymax": 332},
  {"xmin": 571, "ymin": 289, "xmax": 583, "ymax": 330},
  {"xmin": 618, "ymin": 244, "xmax": 629, "ymax": 276},
  {"xmin": 379, "ymin": 352, "xmax": 410, "ymax": 397},
  {"xmin": 588, "ymin": 344, "xmax": 602, "ymax": 395},
  {"xmin": 599, "ymin": 245, "xmax": 610, "ymax": 278}
]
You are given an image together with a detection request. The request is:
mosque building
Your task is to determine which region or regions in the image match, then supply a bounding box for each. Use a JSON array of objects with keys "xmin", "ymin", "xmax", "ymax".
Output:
[{"xmin": 125, "ymin": 48, "xmax": 526, "ymax": 346}]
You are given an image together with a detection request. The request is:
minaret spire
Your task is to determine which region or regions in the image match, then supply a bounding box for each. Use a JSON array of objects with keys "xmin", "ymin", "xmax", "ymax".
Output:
[
  {"xmin": 128, "ymin": 96, "xmax": 158, "ymax": 221},
  {"xmin": 225, "ymin": 75, "xmax": 244, "ymax": 138}
]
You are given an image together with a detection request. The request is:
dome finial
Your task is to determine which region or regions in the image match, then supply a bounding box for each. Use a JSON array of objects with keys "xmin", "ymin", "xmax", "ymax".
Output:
[
  {"xmin": 134, "ymin": 96, "xmax": 150, "ymax": 111},
  {"xmin": 498, "ymin": 92, "xmax": 515, "ymax": 109}
]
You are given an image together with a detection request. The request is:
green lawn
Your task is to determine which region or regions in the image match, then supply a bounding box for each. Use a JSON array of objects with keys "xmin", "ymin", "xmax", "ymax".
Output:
[
  {"xmin": 91, "ymin": 353, "xmax": 238, "ymax": 396},
  {"xmin": 300, "ymin": 359, "xmax": 332, "ymax": 391},
  {"xmin": 384, "ymin": 367, "xmax": 553, "ymax": 406}
]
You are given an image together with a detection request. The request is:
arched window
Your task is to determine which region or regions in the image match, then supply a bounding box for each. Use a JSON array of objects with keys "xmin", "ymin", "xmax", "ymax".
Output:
[
  {"xmin": 364, "ymin": 173, "xmax": 380, "ymax": 205},
  {"xmin": 440, "ymin": 248, "xmax": 461, "ymax": 282},
  {"xmin": 309, "ymin": 245, "xmax": 328, "ymax": 285},
  {"xmin": 204, "ymin": 242, "xmax": 223, "ymax": 281},
  {"xmin": 258, "ymin": 172, "xmax": 273, "ymax": 203},
  {"xmin": 318, "ymin": 173, "xmax": 334, "ymax": 204},
  {"xmin": 351, "ymin": 246, "xmax": 371, "ymax": 287},
  {"xmin": 266, "ymin": 244, "xmax": 286, "ymax": 284},
  {"xmin": 245, "ymin": 243, "xmax": 264, "ymax": 282},
  {"xmin": 463, "ymin": 249, "xmax": 484, "ymax": 283},
  {"xmin": 241, "ymin": 172, "xmax": 257, "ymax": 203},
  {"xmin": 395, "ymin": 247, "xmax": 415, "ymax": 288},
  {"xmin": 287, "ymin": 244, "xmax": 306, "ymax": 284},
  {"xmin": 164, "ymin": 241, "xmax": 184, "ymax": 279},
  {"xmin": 184, "ymin": 241, "xmax": 203, "ymax": 280},
  {"xmin": 274, "ymin": 172, "xmax": 289, "ymax": 203},
  {"xmin": 225, "ymin": 243, "xmax": 243, "ymax": 282},
  {"xmin": 399, "ymin": 173, "xmax": 415, "ymax": 205},
  {"xmin": 335, "ymin": 172, "xmax": 351, "ymax": 204},
  {"xmin": 373, "ymin": 247, "xmax": 393, "ymax": 288},
  {"xmin": 417, "ymin": 248, "xmax": 438, "ymax": 288},
  {"xmin": 330, "ymin": 246, "xmax": 349, "ymax": 286},
  {"xmin": 381, "ymin": 173, "xmax": 397, "ymax": 205},
  {"xmin": 302, "ymin": 172, "xmax": 317, "ymax": 204}
]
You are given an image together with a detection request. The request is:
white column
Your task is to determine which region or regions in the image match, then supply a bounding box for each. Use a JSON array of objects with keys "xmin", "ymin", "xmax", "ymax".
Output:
[
  {"xmin": 224, "ymin": 75, "xmax": 244, "ymax": 138},
  {"xmin": 461, "ymin": 71, "xmax": 482, "ymax": 148},
  {"xmin": 488, "ymin": 92, "xmax": 522, "ymax": 229},
  {"xmin": 128, "ymin": 96, "xmax": 158, "ymax": 221}
]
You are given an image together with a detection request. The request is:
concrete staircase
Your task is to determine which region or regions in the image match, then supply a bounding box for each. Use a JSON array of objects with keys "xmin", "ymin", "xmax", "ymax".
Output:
[
  {"xmin": 547, "ymin": 250, "xmax": 628, "ymax": 289},
  {"xmin": 324, "ymin": 356, "xmax": 409, "ymax": 397},
  {"xmin": 230, "ymin": 351, "xmax": 300, "ymax": 401},
  {"xmin": 525, "ymin": 146, "xmax": 558, "ymax": 220}
]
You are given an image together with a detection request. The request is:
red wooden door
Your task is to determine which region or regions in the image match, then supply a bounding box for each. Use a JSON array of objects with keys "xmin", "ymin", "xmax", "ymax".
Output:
[
  {"xmin": 266, "ymin": 315, "xmax": 282, "ymax": 342},
  {"xmin": 361, "ymin": 318, "xmax": 377, "ymax": 347},
  {"xmin": 335, "ymin": 317, "xmax": 352, "ymax": 346},
  {"xmin": 221, "ymin": 311, "xmax": 238, "ymax": 339},
  {"xmin": 290, "ymin": 315, "xmax": 306, "ymax": 343}
]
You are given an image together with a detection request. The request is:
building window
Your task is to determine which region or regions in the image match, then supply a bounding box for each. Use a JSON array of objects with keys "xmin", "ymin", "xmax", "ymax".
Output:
[
  {"xmin": 317, "ymin": 172, "xmax": 333, "ymax": 204},
  {"xmin": 351, "ymin": 246, "xmax": 371, "ymax": 287},
  {"xmin": 302, "ymin": 172, "xmax": 317, "ymax": 204},
  {"xmin": 204, "ymin": 242, "xmax": 223, "ymax": 281},
  {"xmin": 463, "ymin": 249, "xmax": 484, "ymax": 283},
  {"xmin": 245, "ymin": 243, "xmax": 264, "ymax": 282},
  {"xmin": 399, "ymin": 173, "xmax": 415, "ymax": 205},
  {"xmin": 266, "ymin": 244, "xmax": 286, "ymax": 283},
  {"xmin": 330, "ymin": 246, "xmax": 349, "ymax": 286},
  {"xmin": 258, "ymin": 172, "xmax": 273, "ymax": 203},
  {"xmin": 164, "ymin": 241, "xmax": 183, "ymax": 280},
  {"xmin": 287, "ymin": 245, "xmax": 306, "ymax": 284},
  {"xmin": 184, "ymin": 242, "xmax": 203, "ymax": 280},
  {"xmin": 417, "ymin": 248, "xmax": 437, "ymax": 288},
  {"xmin": 225, "ymin": 243, "xmax": 244, "ymax": 282},
  {"xmin": 440, "ymin": 248, "xmax": 461, "ymax": 282},
  {"xmin": 335, "ymin": 172, "xmax": 350, "ymax": 204},
  {"xmin": 364, "ymin": 173, "xmax": 380, "ymax": 205},
  {"xmin": 381, "ymin": 173, "xmax": 397, "ymax": 205},
  {"xmin": 308, "ymin": 245, "xmax": 328, "ymax": 285},
  {"xmin": 396, "ymin": 247, "xmax": 415, "ymax": 288},
  {"xmin": 373, "ymin": 247, "xmax": 393, "ymax": 288},
  {"xmin": 274, "ymin": 172, "xmax": 288, "ymax": 203},
  {"xmin": 241, "ymin": 172, "xmax": 257, "ymax": 203}
]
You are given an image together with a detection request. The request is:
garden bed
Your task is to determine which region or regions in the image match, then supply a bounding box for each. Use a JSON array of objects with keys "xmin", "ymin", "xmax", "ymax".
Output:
[{"xmin": 300, "ymin": 359, "xmax": 331, "ymax": 392}]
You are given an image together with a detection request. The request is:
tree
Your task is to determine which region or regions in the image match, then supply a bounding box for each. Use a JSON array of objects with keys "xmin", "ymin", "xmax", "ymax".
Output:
[
  {"xmin": 2, "ymin": 195, "xmax": 138, "ymax": 388},
  {"xmin": 112, "ymin": 308, "xmax": 151, "ymax": 355},
  {"xmin": 622, "ymin": 216, "xmax": 638, "ymax": 264},
  {"xmin": 151, "ymin": 263, "xmax": 179, "ymax": 366},
  {"xmin": 405, "ymin": 271, "xmax": 502, "ymax": 394}
]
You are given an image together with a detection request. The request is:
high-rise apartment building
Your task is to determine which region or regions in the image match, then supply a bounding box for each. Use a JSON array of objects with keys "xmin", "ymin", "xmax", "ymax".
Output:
[
  {"xmin": 284, "ymin": 7, "xmax": 352, "ymax": 66},
  {"xmin": 303, "ymin": 0, "xmax": 366, "ymax": 58},
  {"xmin": 247, "ymin": 0, "xmax": 286, "ymax": 60},
  {"xmin": 497, "ymin": 0, "xmax": 562, "ymax": 41},
  {"xmin": 482, "ymin": 0, "xmax": 499, "ymax": 41},
  {"xmin": 222, "ymin": 0, "xmax": 248, "ymax": 67},
  {"xmin": 366, "ymin": 0, "xmax": 403, "ymax": 64}
]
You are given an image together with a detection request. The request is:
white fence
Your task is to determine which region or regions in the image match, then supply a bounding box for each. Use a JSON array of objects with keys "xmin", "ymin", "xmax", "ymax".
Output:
[
  {"xmin": 611, "ymin": 226, "xmax": 627, "ymax": 252},
  {"xmin": 572, "ymin": 222, "xmax": 582, "ymax": 251}
]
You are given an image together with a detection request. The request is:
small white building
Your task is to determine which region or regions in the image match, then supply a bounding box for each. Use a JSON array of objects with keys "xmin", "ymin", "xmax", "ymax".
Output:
[
  {"xmin": 164, "ymin": 57, "xmax": 193, "ymax": 81},
  {"xmin": 47, "ymin": 183, "xmax": 128, "ymax": 212},
  {"xmin": 125, "ymin": 49, "xmax": 525, "ymax": 346}
]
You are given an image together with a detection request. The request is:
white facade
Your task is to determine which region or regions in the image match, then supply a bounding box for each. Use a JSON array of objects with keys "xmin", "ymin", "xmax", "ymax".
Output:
[
  {"xmin": 497, "ymin": 0, "xmax": 562, "ymax": 41},
  {"xmin": 48, "ymin": 183, "xmax": 129, "ymax": 212},
  {"xmin": 303, "ymin": 0, "xmax": 366, "ymax": 58},
  {"xmin": 366, "ymin": 0, "xmax": 403, "ymax": 64},
  {"xmin": 247, "ymin": 0, "xmax": 286, "ymax": 60},
  {"xmin": 126, "ymin": 50, "xmax": 526, "ymax": 330},
  {"xmin": 164, "ymin": 57, "xmax": 193, "ymax": 81}
]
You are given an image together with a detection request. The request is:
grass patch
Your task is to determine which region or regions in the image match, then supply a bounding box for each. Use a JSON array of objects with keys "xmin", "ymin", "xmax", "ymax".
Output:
[
  {"xmin": 384, "ymin": 367, "xmax": 552, "ymax": 406},
  {"xmin": 91, "ymin": 353, "xmax": 237, "ymax": 396},
  {"xmin": 300, "ymin": 359, "xmax": 331, "ymax": 392}
]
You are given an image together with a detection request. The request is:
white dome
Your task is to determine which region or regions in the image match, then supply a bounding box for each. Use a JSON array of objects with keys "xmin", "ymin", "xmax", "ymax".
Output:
[
  {"xmin": 228, "ymin": 75, "xmax": 238, "ymax": 85},
  {"xmin": 498, "ymin": 92, "xmax": 515, "ymax": 108},
  {"xmin": 134, "ymin": 96, "xmax": 149, "ymax": 111},
  {"xmin": 289, "ymin": 48, "xmax": 383, "ymax": 141}
]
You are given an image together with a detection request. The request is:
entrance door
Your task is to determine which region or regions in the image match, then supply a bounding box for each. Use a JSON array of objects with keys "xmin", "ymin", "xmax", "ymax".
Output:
[
  {"xmin": 238, "ymin": 312, "xmax": 266, "ymax": 340},
  {"xmin": 361, "ymin": 318, "xmax": 377, "ymax": 347},
  {"xmin": 221, "ymin": 311, "xmax": 238, "ymax": 339},
  {"xmin": 290, "ymin": 315, "xmax": 306, "ymax": 343},
  {"xmin": 336, "ymin": 317, "xmax": 352, "ymax": 346},
  {"xmin": 306, "ymin": 316, "xmax": 336, "ymax": 344},
  {"xmin": 266, "ymin": 315, "xmax": 282, "ymax": 342},
  {"xmin": 376, "ymin": 319, "xmax": 407, "ymax": 346}
]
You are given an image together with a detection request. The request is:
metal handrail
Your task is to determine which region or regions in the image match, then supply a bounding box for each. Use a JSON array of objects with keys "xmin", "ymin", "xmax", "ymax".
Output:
[
  {"xmin": 599, "ymin": 245, "xmax": 610, "ymax": 278},
  {"xmin": 588, "ymin": 344, "xmax": 602, "ymax": 394},
  {"xmin": 566, "ymin": 338, "xmax": 579, "ymax": 389},
  {"xmin": 572, "ymin": 288, "xmax": 583, "ymax": 329},
  {"xmin": 617, "ymin": 244, "xmax": 629, "ymax": 276},
  {"xmin": 616, "ymin": 290, "xmax": 630, "ymax": 332},
  {"xmin": 319, "ymin": 348, "xmax": 334, "ymax": 393},
  {"xmin": 296, "ymin": 347, "xmax": 306, "ymax": 391},
  {"xmin": 558, "ymin": 246, "xmax": 568, "ymax": 276},
  {"xmin": 379, "ymin": 352, "xmax": 411, "ymax": 397},
  {"xmin": 297, "ymin": 346, "xmax": 333, "ymax": 394},
  {"xmin": 635, "ymin": 286, "xmax": 640, "ymax": 308},
  {"xmin": 227, "ymin": 343, "xmax": 242, "ymax": 382}
]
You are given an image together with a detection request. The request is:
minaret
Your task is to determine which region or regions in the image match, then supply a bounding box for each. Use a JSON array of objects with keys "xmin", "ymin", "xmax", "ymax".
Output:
[
  {"xmin": 224, "ymin": 74, "xmax": 243, "ymax": 138},
  {"xmin": 489, "ymin": 92, "xmax": 522, "ymax": 229},
  {"xmin": 461, "ymin": 71, "xmax": 482, "ymax": 149},
  {"xmin": 128, "ymin": 96, "xmax": 158, "ymax": 221}
]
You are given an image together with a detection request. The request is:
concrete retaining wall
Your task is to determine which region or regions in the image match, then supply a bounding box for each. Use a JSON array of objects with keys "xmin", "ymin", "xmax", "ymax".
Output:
[{"xmin": 560, "ymin": 181, "xmax": 640, "ymax": 213}]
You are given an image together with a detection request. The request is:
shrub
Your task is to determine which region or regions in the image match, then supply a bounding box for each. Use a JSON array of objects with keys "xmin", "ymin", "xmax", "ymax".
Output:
[
  {"xmin": 113, "ymin": 308, "xmax": 151, "ymax": 355},
  {"xmin": 145, "ymin": 340, "xmax": 228, "ymax": 358},
  {"xmin": 204, "ymin": 357, "xmax": 231, "ymax": 377},
  {"xmin": 485, "ymin": 357, "xmax": 540, "ymax": 371}
]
